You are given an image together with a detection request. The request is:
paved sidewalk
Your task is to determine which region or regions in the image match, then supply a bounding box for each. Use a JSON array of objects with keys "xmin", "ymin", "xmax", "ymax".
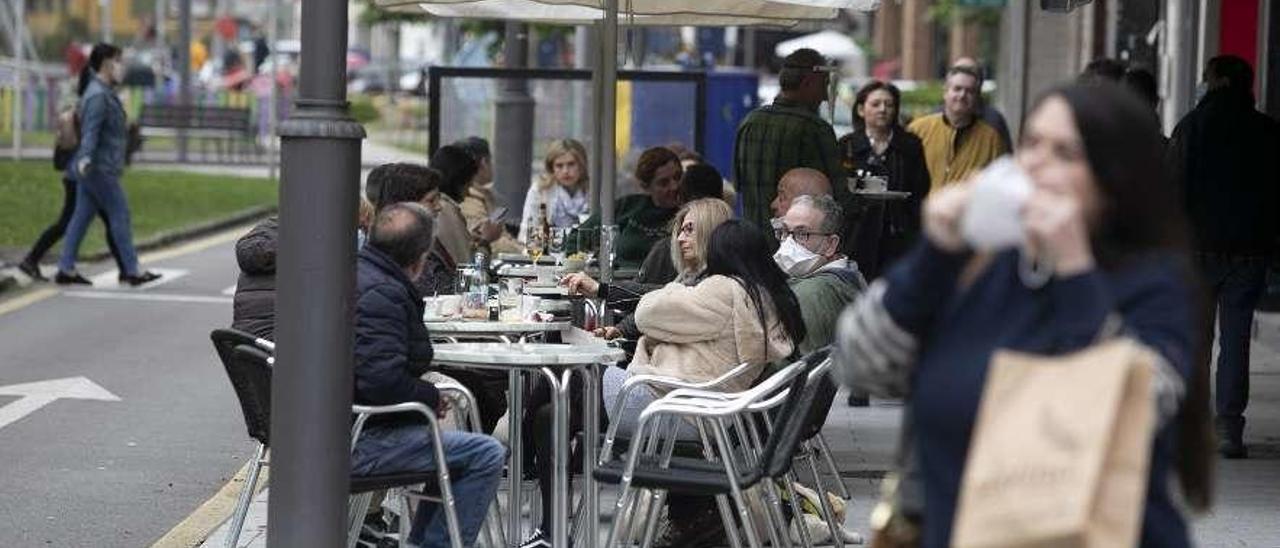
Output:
[{"xmin": 197, "ymin": 315, "xmax": 1280, "ymax": 547}]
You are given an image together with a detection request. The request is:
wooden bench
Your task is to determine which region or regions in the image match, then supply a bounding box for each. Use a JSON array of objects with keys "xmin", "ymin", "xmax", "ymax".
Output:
[{"xmin": 138, "ymin": 104, "xmax": 257, "ymax": 161}]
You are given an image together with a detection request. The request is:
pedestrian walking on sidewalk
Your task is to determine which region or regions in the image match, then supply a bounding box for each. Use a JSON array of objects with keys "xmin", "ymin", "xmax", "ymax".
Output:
[
  {"xmin": 834, "ymin": 82, "xmax": 1212, "ymax": 547},
  {"xmin": 53, "ymin": 43, "xmax": 160, "ymax": 287},
  {"xmin": 17, "ymin": 178, "xmax": 126, "ymax": 282},
  {"xmin": 1170, "ymin": 55, "xmax": 1280, "ymax": 459}
]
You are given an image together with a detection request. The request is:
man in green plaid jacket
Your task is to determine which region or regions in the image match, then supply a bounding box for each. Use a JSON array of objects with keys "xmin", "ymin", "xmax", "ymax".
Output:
[{"xmin": 734, "ymin": 48, "xmax": 847, "ymax": 233}]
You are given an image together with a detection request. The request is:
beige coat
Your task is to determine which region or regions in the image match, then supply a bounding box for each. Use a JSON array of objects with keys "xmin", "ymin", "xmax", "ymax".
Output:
[
  {"xmin": 629, "ymin": 275, "xmax": 795, "ymax": 394},
  {"xmin": 460, "ymin": 184, "xmax": 522, "ymax": 254},
  {"xmin": 435, "ymin": 194, "xmax": 473, "ymax": 265}
]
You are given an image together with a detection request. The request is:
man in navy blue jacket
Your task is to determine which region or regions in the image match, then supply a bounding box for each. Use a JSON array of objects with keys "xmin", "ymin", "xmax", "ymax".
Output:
[
  {"xmin": 351, "ymin": 203, "xmax": 505, "ymax": 547},
  {"xmin": 1171, "ymin": 55, "xmax": 1280, "ymax": 459}
]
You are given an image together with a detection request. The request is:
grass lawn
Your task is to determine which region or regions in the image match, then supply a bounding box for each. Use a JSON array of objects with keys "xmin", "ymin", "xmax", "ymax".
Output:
[{"xmin": 0, "ymin": 160, "xmax": 276, "ymax": 260}]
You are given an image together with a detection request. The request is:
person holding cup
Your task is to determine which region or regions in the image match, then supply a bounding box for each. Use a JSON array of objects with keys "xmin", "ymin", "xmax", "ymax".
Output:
[
  {"xmin": 831, "ymin": 82, "xmax": 1212, "ymax": 548},
  {"xmin": 838, "ymin": 81, "xmax": 931, "ymax": 281}
]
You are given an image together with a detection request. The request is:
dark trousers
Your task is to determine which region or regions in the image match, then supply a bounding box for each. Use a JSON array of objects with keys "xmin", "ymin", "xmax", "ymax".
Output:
[
  {"xmin": 1196, "ymin": 253, "xmax": 1268, "ymax": 432},
  {"xmin": 24, "ymin": 177, "xmax": 124, "ymax": 271}
]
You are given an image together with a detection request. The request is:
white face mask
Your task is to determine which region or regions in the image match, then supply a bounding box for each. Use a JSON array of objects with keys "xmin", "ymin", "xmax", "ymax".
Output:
[
  {"xmin": 960, "ymin": 156, "xmax": 1033, "ymax": 251},
  {"xmin": 773, "ymin": 236, "xmax": 826, "ymax": 277}
]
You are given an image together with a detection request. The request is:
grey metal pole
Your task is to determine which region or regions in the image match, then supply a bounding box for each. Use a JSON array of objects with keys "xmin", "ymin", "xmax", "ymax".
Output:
[
  {"xmin": 101, "ymin": 0, "xmax": 113, "ymax": 42},
  {"xmin": 582, "ymin": 24, "xmax": 602, "ymax": 216},
  {"xmin": 494, "ymin": 22, "xmax": 535, "ymax": 222},
  {"xmin": 268, "ymin": 0, "xmax": 364, "ymax": 541},
  {"xmin": 12, "ymin": 0, "xmax": 23, "ymax": 160},
  {"xmin": 156, "ymin": 0, "xmax": 165, "ymax": 48},
  {"xmin": 178, "ymin": 0, "xmax": 192, "ymax": 162},
  {"xmin": 267, "ymin": 0, "xmax": 279, "ymax": 180},
  {"xmin": 599, "ymin": 0, "xmax": 619, "ymax": 283}
]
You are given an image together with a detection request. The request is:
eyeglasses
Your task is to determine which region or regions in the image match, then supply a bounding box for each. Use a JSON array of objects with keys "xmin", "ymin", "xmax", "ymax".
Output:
[
  {"xmin": 774, "ymin": 227, "xmax": 833, "ymax": 244},
  {"xmin": 678, "ymin": 224, "xmax": 696, "ymax": 237}
]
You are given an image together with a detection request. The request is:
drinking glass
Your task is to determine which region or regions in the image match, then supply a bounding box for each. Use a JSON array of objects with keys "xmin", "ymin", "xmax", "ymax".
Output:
[
  {"xmin": 599, "ymin": 225, "xmax": 619, "ymax": 282},
  {"xmin": 549, "ymin": 227, "xmax": 569, "ymax": 266}
]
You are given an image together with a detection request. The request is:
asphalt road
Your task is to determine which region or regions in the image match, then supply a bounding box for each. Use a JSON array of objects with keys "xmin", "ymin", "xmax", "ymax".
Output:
[{"xmin": 0, "ymin": 232, "xmax": 254, "ymax": 547}]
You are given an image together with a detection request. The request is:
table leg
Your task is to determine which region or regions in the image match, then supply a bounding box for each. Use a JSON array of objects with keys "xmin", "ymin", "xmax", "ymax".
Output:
[
  {"xmin": 507, "ymin": 369, "xmax": 524, "ymax": 546},
  {"xmin": 585, "ymin": 363, "xmax": 602, "ymax": 548},
  {"xmin": 541, "ymin": 367, "xmax": 574, "ymax": 548}
]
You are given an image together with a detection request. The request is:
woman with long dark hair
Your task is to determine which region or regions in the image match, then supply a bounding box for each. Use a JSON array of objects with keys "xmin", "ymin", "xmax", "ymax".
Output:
[
  {"xmin": 837, "ymin": 81, "xmax": 931, "ymax": 281},
  {"xmin": 55, "ymin": 43, "xmax": 159, "ymax": 286},
  {"xmin": 591, "ymin": 220, "xmax": 806, "ymax": 547},
  {"xmin": 834, "ymin": 82, "xmax": 1211, "ymax": 547},
  {"xmin": 428, "ymin": 144, "xmax": 480, "ymax": 267}
]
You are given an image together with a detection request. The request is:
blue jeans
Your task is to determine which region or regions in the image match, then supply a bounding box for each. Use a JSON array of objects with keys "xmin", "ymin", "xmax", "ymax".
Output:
[
  {"xmin": 57, "ymin": 172, "xmax": 140, "ymax": 276},
  {"xmin": 1196, "ymin": 253, "xmax": 1268, "ymax": 430},
  {"xmin": 351, "ymin": 425, "xmax": 505, "ymax": 548}
]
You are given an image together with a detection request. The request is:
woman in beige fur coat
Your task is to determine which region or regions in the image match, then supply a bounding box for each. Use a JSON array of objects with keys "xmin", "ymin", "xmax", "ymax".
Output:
[{"xmin": 602, "ymin": 219, "xmax": 807, "ymax": 437}]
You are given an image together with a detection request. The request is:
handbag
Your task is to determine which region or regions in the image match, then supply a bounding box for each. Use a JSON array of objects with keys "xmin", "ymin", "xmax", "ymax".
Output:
[{"xmin": 951, "ymin": 338, "xmax": 1157, "ymax": 548}]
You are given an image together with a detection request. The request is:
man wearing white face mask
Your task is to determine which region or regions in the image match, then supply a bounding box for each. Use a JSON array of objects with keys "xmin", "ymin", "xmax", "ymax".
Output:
[{"xmin": 774, "ymin": 194, "xmax": 867, "ymax": 354}]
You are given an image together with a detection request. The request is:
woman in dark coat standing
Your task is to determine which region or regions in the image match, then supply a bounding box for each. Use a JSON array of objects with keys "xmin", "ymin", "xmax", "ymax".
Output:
[{"xmin": 838, "ymin": 81, "xmax": 930, "ymax": 281}]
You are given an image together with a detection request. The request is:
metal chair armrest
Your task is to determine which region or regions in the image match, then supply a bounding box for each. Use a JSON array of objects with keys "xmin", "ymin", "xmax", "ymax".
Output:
[
  {"xmin": 434, "ymin": 381, "xmax": 484, "ymax": 433},
  {"xmin": 350, "ymin": 402, "xmax": 443, "ymax": 452},
  {"xmin": 601, "ymin": 362, "xmax": 755, "ymax": 457}
]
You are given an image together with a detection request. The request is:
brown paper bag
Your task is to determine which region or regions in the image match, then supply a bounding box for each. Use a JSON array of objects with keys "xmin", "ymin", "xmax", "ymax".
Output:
[{"xmin": 951, "ymin": 339, "xmax": 1157, "ymax": 548}]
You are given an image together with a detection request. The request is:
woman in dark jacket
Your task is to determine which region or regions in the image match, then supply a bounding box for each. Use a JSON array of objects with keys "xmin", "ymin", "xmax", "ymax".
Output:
[
  {"xmin": 837, "ymin": 81, "xmax": 930, "ymax": 281},
  {"xmin": 833, "ymin": 82, "xmax": 1212, "ymax": 547},
  {"xmin": 232, "ymin": 216, "xmax": 278, "ymax": 339}
]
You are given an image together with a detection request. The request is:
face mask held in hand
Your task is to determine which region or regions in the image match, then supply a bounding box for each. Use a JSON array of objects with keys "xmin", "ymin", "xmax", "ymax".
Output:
[
  {"xmin": 774, "ymin": 236, "xmax": 825, "ymax": 277},
  {"xmin": 960, "ymin": 157, "xmax": 1033, "ymax": 252}
]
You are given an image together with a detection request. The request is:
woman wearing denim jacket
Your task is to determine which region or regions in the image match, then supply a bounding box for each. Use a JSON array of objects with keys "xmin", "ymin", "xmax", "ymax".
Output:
[{"xmin": 55, "ymin": 43, "xmax": 159, "ymax": 287}]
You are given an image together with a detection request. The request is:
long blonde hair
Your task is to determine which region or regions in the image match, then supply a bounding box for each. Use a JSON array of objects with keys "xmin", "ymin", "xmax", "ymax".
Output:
[
  {"xmin": 537, "ymin": 138, "xmax": 590, "ymax": 193},
  {"xmin": 670, "ymin": 198, "xmax": 733, "ymax": 278}
]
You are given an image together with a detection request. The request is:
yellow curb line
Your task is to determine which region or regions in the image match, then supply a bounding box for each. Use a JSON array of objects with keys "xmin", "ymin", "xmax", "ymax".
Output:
[
  {"xmin": 151, "ymin": 458, "xmax": 269, "ymax": 548},
  {"xmin": 0, "ymin": 288, "xmax": 58, "ymax": 318}
]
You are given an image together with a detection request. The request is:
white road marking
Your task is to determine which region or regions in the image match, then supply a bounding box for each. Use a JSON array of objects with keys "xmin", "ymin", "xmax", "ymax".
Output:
[
  {"xmin": 63, "ymin": 290, "xmax": 232, "ymax": 305},
  {"xmin": 0, "ymin": 377, "xmax": 121, "ymax": 431},
  {"xmin": 88, "ymin": 268, "xmax": 188, "ymax": 290}
]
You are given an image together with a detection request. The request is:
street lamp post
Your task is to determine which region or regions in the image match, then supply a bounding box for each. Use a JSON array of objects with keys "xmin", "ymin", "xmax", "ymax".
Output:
[
  {"xmin": 11, "ymin": 0, "xmax": 23, "ymax": 161},
  {"xmin": 178, "ymin": 0, "xmax": 192, "ymax": 162},
  {"xmin": 494, "ymin": 22, "xmax": 535, "ymax": 224},
  {"xmin": 268, "ymin": 0, "xmax": 365, "ymax": 544}
]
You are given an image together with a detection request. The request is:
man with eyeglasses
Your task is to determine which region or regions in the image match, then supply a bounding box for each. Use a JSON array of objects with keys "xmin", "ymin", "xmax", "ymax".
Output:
[
  {"xmin": 774, "ymin": 194, "xmax": 866, "ymax": 351},
  {"xmin": 734, "ymin": 48, "xmax": 847, "ymax": 235},
  {"xmin": 907, "ymin": 65, "xmax": 1007, "ymax": 192},
  {"xmin": 773, "ymin": 193, "xmax": 869, "ymax": 406}
]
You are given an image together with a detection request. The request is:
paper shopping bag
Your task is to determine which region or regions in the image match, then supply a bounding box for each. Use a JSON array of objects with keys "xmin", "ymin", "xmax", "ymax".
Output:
[{"xmin": 951, "ymin": 339, "xmax": 1157, "ymax": 548}]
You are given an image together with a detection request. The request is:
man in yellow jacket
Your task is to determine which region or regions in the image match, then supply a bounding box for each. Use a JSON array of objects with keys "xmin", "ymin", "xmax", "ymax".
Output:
[{"xmin": 908, "ymin": 66, "xmax": 1007, "ymax": 192}]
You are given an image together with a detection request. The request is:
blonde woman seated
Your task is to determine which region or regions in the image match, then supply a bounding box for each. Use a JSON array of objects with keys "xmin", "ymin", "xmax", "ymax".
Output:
[
  {"xmin": 564, "ymin": 197, "xmax": 733, "ymax": 341},
  {"xmin": 602, "ymin": 219, "xmax": 806, "ymax": 434},
  {"xmin": 519, "ymin": 138, "xmax": 590, "ymax": 243}
]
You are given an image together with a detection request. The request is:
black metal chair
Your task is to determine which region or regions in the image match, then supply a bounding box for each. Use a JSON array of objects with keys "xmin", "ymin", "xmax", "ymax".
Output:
[
  {"xmin": 593, "ymin": 348, "xmax": 834, "ymax": 548},
  {"xmin": 211, "ymin": 329, "xmax": 501, "ymax": 548}
]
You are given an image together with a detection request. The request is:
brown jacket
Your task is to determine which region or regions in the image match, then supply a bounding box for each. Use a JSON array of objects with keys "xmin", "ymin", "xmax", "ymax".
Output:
[
  {"xmin": 460, "ymin": 184, "xmax": 522, "ymax": 254},
  {"xmin": 629, "ymin": 275, "xmax": 795, "ymax": 394}
]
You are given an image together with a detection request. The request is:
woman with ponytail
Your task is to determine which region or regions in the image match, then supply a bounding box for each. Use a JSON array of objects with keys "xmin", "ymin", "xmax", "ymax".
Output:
[{"xmin": 55, "ymin": 43, "xmax": 160, "ymax": 287}]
